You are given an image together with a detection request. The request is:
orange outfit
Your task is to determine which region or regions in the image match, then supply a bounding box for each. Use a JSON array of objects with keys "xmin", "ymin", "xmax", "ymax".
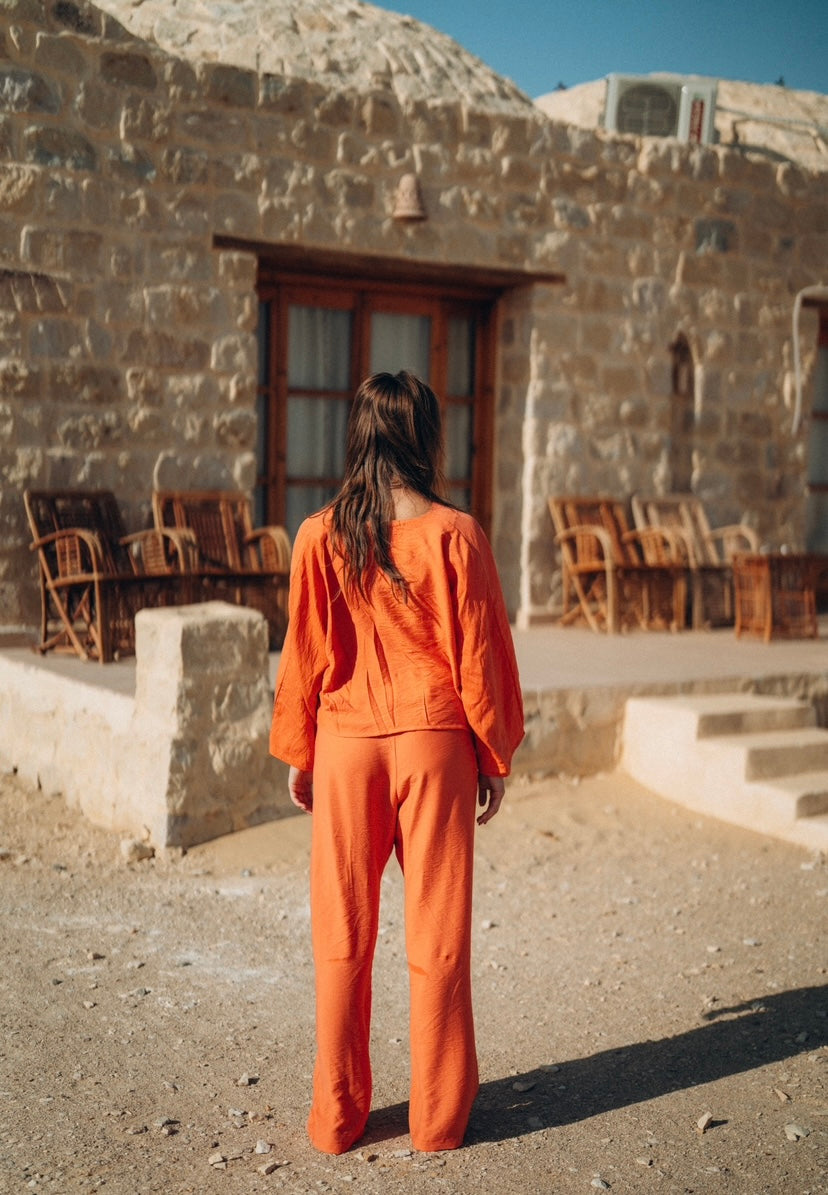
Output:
[{"xmin": 270, "ymin": 503, "xmax": 524, "ymax": 1153}]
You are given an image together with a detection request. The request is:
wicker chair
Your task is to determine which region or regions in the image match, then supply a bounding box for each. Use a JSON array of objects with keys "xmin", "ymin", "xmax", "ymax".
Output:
[
  {"xmin": 152, "ymin": 490, "xmax": 291, "ymax": 649},
  {"xmin": 631, "ymin": 493, "xmax": 759, "ymax": 629},
  {"xmin": 548, "ymin": 496, "xmax": 687, "ymax": 634},
  {"xmin": 24, "ymin": 489, "xmax": 192, "ymax": 663}
]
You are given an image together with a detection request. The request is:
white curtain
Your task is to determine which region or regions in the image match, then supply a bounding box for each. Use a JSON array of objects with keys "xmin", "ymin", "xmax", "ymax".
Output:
[{"xmin": 370, "ymin": 313, "xmax": 431, "ymax": 378}]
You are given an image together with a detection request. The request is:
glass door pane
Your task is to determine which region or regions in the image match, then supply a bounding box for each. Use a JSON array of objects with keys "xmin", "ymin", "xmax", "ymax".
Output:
[
  {"xmin": 370, "ymin": 312, "xmax": 431, "ymax": 378},
  {"xmin": 285, "ymin": 304, "xmax": 353, "ymax": 538},
  {"xmin": 445, "ymin": 314, "xmax": 476, "ymax": 510}
]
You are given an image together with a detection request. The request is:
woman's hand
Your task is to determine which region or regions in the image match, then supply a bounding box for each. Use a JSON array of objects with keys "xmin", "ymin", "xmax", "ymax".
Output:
[
  {"xmin": 288, "ymin": 766, "xmax": 314, "ymax": 813},
  {"xmin": 477, "ymin": 774, "xmax": 505, "ymax": 825}
]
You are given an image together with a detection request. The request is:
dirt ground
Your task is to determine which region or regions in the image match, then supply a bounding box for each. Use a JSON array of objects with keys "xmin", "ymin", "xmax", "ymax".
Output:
[{"xmin": 0, "ymin": 765, "xmax": 826, "ymax": 1195}]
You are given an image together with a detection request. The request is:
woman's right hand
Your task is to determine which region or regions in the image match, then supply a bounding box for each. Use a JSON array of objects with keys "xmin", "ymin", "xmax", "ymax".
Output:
[{"xmin": 288, "ymin": 766, "xmax": 314, "ymax": 813}]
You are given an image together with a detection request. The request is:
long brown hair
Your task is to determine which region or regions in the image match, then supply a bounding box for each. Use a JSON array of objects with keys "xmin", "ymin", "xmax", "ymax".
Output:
[{"xmin": 329, "ymin": 370, "xmax": 447, "ymax": 600}]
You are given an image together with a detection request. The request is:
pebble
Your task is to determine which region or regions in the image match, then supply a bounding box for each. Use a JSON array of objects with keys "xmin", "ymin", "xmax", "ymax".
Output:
[
  {"xmin": 120, "ymin": 839, "xmax": 155, "ymax": 863},
  {"xmin": 208, "ymin": 1151, "xmax": 227, "ymax": 1168},
  {"xmin": 237, "ymin": 1072, "xmax": 259, "ymax": 1086},
  {"xmin": 393, "ymin": 1149, "xmax": 413, "ymax": 1158},
  {"xmin": 697, "ymin": 1111, "xmax": 713, "ymax": 1134},
  {"xmin": 784, "ymin": 1123, "xmax": 810, "ymax": 1141},
  {"xmin": 742, "ymin": 937, "xmax": 761, "ymax": 947},
  {"xmin": 591, "ymin": 1178, "xmax": 611, "ymax": 1190},
  {"xmin": 258, "ymin": 1159, "xmax": 288, "ymax": 1174},
  {"xmin": 254, "ymin": 1140, "xmax": 272, "ymax": 1154},
  {"xmin": 512, "ymin": 1079, "xmax": 536, "ymax": 1092}
]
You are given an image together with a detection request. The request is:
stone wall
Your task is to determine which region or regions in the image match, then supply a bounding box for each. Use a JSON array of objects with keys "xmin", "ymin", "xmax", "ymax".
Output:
[{"xmin": 0, "ymin": 0, "xmax": 824, "ymax": 633}]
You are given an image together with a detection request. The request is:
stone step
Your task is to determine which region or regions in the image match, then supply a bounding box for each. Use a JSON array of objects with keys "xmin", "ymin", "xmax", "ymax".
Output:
[
  {"xmin": 621, "ymin": 692, "xmax": 828, "ymax": 851},
  {"xmin": 723, "ymin": 728, "xmax": 828, "ymax": 781},
  {"xmin": 761, "ymin": 772, "xmax": 828, "ymax": 819},
  {"xmin": 692, "ymin": 694, "xmax": 816, "ymax": 738}
]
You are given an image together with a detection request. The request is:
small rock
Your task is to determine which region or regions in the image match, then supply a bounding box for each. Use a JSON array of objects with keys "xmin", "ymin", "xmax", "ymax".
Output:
[
  {"xmin": 697, "ymin": 1111, "xmax": 714, "ymax": 1134},
  {"xmin": 154, "ymin": 1117, "xmax": 178, "ymax": 1129},
  {"xmin": 784, "ymin": 1123, "xmax": 810, "ymax": 1141},
  {"xmin": 512, "ymin": 1079, "xmax": 536, "ymax": 1092},
  {"xmin": 208, "ymin": 1151, "xmax": 226, "ymax": 1167},
  {"xmin": 774, "ymin": 1087, "xmax": 792, "ymax": 1102},
  {"xmin": 258, "ymin": 1159, "xmax": 288, "ymax": 1175},
  {"xmin": 228, "ymin": 1108, "xmax": 246, "ymax": 1120},
  {"xmin": 254, "ymin": 1140, "xmax": 271, "ymax": 1154},
  {"xmin": 591, "ymin": 1179, "xmax": 611, "ymax": 1190},
  {"xmin": 121, "ymin": 838, "xmax": 155, "ymax": 863},
  {"xmin": 481, "ymin": 919, "xmax": 496, "ymax": 929},
  {"xmin": 87, "ymin": 951, "xmax": 105, "ymax": 961},
  {"xmin": 357, "ymin": 1151, "xmax": 379, "ymax": 1163},
  {"xmin": 237, "ymin": 1073, "xmax": 259, "ymax": 1087},
  {"xmin": 635, "ymin": 1157, "xmax": 653, "ymax": 1166},
  {"xmin": 742, "ymin": 937, "xmax": 761, "ymax": 947},
  {"xmin": 393, "ymin": 1149, "xmax": 413, "ymax": 1158},
  {"xmin": 82, "ymin": 1001, "xmax": 96, "ymax": 1010}
]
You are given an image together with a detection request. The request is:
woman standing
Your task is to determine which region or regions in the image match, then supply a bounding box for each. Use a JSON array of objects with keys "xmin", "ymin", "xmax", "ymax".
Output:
[{"xmin": 270, "ymin": 370, "xmax": 524, "ymax": 1155}]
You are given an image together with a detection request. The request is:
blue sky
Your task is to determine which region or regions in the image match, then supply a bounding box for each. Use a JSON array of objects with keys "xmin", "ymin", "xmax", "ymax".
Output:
[{"xmin": 371, "ymin": 0, "xmax": 827, "ymax": 98}]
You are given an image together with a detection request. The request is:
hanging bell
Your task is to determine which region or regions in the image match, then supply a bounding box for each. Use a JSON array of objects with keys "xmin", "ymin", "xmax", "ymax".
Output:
[{"xmin": 392, "ymin": 173, "xmax": 427, "ymax": 221}]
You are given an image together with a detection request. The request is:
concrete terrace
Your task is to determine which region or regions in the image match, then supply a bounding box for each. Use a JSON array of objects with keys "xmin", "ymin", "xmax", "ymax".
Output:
[{"xmin": 3, "ymin": 615, "xmax": 827, "ymax": 757}]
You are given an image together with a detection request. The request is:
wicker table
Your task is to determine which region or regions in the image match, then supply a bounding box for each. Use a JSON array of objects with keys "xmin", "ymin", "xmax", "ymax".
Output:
[{"xmin": 732, "ymin": 552, "xmax": 823, "ymax": 641}]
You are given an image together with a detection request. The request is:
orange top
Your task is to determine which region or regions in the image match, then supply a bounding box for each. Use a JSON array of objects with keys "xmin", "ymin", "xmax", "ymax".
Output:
[{"xmin": 269, "ymin": 503, "xmax": 524, "ymax": 776}]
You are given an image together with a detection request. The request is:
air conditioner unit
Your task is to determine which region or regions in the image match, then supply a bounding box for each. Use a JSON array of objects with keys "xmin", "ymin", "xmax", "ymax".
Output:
[{"xmin": 603, "ymin": 74, "xmax": 718, "ymax": 144}]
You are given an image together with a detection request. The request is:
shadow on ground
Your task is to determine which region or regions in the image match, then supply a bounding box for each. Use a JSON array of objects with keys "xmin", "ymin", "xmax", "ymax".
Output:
[{"xmin": 362, "ymin": 983, "xmax": 828, "ymax": 1146}]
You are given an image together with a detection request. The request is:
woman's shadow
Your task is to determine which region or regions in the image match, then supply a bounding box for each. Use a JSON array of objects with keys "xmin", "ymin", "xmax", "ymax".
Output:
[{"xmin": 362, "ymin": 982, "xmax": 828, "ymax": 1146}]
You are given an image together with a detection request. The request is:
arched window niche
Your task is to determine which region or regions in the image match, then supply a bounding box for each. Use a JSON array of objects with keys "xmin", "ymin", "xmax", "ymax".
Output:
[{"xmin": 669, "ymin": 332, "xmax": 695, "ymax": 492}]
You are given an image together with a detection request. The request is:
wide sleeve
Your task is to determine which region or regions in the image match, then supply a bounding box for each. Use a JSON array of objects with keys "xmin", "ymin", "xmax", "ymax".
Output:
[
  {"xmin": 269, "ymin": 519, "xmax": 329, "ymax": 771},
  {"xmin": 452, "ymin": 524, "xmax": 525, "ymax": 776}
]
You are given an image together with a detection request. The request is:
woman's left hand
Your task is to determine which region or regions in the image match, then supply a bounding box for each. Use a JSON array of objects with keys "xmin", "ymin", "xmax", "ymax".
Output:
[
  {"xmin": 477, "ymin": 775, "xmax": 505, "ymax": 825},
  {"xmin": 288, "ymin": 766, "xmax": 314, "ymax": 813}
]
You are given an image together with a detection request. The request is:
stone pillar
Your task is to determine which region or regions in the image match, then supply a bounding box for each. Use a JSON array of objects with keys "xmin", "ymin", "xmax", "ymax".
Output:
[{"xmin": 130, "ymin": 602, "xmax": 288, "ymax": 848}]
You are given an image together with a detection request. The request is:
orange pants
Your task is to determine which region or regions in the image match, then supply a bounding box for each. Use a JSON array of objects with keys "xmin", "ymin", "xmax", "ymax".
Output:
[{"xmin": 308, "ymin": 726, "xmax": 480, "ymax": 1154}]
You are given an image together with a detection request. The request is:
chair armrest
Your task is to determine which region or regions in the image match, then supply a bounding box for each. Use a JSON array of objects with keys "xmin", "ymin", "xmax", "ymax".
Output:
[
  {"xmin": 555, "ymin": 523, "xmax": 614, "ymax": 563},
  {"xmin": 30, "ymin": 528, "xmax": 105, "ymax": 577},
  {"xmin": 623, "ymin": 525, "xmax": 687, "ymax": 565},
  {"xmin": 121, "ymin": 527, "xmax": 198, "ymax": 574},
  {"xmin": 707, "ymin": 524, "xmax": 760, "ymax": 560},
  {"xmin": 244, "ymin": 525, "xmax": 292, "ymax": 573}
]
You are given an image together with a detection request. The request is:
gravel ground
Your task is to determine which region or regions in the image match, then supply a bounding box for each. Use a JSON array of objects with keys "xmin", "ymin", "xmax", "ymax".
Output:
[{"xmin": 0, "ymin": 765, "xmax": 826, "ymax": 1195}]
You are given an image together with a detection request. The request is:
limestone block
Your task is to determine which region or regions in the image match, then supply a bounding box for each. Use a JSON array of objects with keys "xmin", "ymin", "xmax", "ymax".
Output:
[
  {"xmin": 200, "ymin": 62, "xmax": 256, "ymax": 109},
  {"xmin": 160, "ymin": 144, "xmax": 209, "ymax": 184},
  {"xmin": 132, "ymin": 602, "xmax": 283, "ymax": 847},
  {"xmin": 177, "ymin": 108, "xmax": 250, "ymax": 149},
  {"xmin": 22, "ymin": 125, "xmax": 97, "ymax": 171},
  {"xmin": 100, "ymin": 50, "xmax": 157, "ymax": 91},
  {"xmin": 49, "ymin": 363, "xmax": 122, "ymax": 404},
  {"xmin": 0, "ymin": 66, "xmax": 60, "ymax": 113},
  {"xmin": 28, "ymin": 316, "xmax": 83, "ymax": 359},
  {"xmin": 0, "ymin": 165, "xmax": 37, "ymax": 211},
  {"xmin": 123, "ymin": 329, "xmax": 211, "ymax": 371},
  {"xmin": 33, "ymin": 31, "xmax": 88, "ymax": 78},
  {"xmin": 50, "ymin": 0, "xmax": 100, "ymax": 37},
  {"xmin": 74, "ymin": 79, "xmax": 121, "ymax": 131}
]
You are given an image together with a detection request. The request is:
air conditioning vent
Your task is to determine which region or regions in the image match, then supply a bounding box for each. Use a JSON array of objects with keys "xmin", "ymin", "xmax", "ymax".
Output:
[{"xmin": 604, "ymin": 74, "xmax": 718, "ymax": 144}]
